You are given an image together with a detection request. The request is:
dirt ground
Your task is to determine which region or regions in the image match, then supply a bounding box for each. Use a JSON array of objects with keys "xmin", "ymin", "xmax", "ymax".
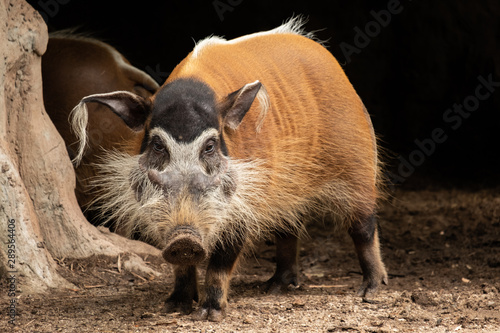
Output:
[{"xmin": 2, "ymin": 183, "xmax": 500, "ymax": 332}]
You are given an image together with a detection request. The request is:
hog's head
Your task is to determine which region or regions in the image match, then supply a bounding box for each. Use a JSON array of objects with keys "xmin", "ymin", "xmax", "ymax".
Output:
[{"xmin": 70, "ymin": 78, "xmax": 268, "ymax": 265}]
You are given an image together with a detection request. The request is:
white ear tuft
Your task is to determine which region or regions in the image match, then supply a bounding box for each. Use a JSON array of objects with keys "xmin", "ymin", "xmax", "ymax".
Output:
[
  {"xmin": 69, "ymin": 101, "xmax": 89, "ymax": 166},
  {"xmin": 255, "ymin": 83, "xmax": 270, "ymax": 132}
]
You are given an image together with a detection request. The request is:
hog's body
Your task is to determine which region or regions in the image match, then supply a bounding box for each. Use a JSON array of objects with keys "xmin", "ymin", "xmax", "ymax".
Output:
[
  {"xmin": 70, "ymin": 18, "xmax": 387, "ymax": 322},
  {"xmin": 171, "ymin": 26, "xmax": 379, "ymax": 228}
]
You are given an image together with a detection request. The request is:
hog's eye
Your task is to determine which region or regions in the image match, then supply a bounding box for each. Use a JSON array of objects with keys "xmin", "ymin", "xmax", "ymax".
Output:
[
  {"xmin": 203, "ymin": 140, "xmax": 216, "ymax": 155},
  {"xmin": 152, "ymin": 138, "xmax": 166, "ymax": 153}
]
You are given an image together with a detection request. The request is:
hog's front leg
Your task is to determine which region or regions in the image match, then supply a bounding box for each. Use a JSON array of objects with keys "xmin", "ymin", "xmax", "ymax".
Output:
[
  {"xmin": 193, "ymin": 233, "xmax": 245, "ymax": 322},
  {"xmin": 165, "ymin": 265, "xmax": 198, "ymax": 314}
]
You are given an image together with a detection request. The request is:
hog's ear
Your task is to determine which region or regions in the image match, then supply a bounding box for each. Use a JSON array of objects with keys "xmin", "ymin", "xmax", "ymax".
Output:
[
  {"xmin": 80, "ymin": 91, "xmax": 151, "ymax": 130},
  {"xmin": 220, "ymin": 81, "xmax": 268, "ymax": 131},
  {"xmin": 69, "ymin": 91, "xmax": 151, "ymax": 166}
]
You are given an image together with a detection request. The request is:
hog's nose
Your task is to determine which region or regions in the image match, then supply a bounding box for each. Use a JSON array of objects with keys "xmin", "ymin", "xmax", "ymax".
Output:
[{"xmin": 162, "ymin": 230, "xmax": 206, "ymax": 265}]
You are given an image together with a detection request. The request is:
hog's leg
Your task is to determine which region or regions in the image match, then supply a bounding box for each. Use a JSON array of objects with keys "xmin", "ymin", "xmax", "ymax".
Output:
[
  {"xmin": 193, "ymin": 233, "xmax": 245, "ymax": 322},
  {"xmin": 265, "ymin": 232, "xmax": 299, "ymax": 293},
  {"xmin": 165, "ymin": 265, "xmax": 198, "ymax": 314},
  {"xmin": 348, "ymin": 214, "xmax": 388, "ymax": 297}
]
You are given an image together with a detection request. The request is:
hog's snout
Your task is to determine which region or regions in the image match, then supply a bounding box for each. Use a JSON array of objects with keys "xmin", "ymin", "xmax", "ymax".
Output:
[{"xmin": 162, "ymin": 227, "xmax": 206, "ymax": 265}]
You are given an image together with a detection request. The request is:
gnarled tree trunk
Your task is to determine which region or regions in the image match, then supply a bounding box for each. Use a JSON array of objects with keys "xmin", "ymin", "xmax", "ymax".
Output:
[{"xmin": 0, "ymin": 0, "xmax": 160, "ymax": 295}]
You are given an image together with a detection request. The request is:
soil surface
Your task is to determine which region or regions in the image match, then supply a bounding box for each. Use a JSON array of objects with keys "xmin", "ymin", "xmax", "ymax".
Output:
[{"xmin": 2, "ymin": 184, "xmax": 500, "ymax": 332}]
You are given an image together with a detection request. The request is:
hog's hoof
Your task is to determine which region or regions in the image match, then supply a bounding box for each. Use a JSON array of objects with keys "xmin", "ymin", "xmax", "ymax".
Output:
[
  {"xmin": 264, "ymin": 273, "xmax": 299, "ymax": 294},
  {"xmin": 193, "ymin": 306, "xmax": 225, "ymax": 322},
  {"xmin": 164, "ymin": 298, "xmax": 195, "ymax": 315},
  {"xmin": 357, "ymin": 269, "xmax": 388, "ymax": 297}
]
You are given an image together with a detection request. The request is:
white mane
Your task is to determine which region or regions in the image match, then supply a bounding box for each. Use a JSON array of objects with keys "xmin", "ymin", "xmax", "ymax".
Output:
[{"xmin": 192, "ymin": 16, "xmax": 317, "ymax": 58}]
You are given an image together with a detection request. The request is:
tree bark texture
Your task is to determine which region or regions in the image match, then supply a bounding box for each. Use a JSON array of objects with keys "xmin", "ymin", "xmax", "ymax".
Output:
[{"xmin": 0, "ymin": 0, "xmax": 160, "ymax": 294}]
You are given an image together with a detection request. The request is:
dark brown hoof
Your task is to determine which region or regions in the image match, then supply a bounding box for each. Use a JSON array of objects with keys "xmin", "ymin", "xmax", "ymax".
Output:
[
  {"xmin": 193, "ymin": 306, "xmax": 225, "ymax": 322},
  {"xmin": 264, "ymin": 272, "xmax": 299, "ymax": 294}
]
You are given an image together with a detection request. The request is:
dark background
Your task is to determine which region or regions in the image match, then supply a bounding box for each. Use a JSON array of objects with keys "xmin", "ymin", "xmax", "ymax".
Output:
[{"xmin": 28, "ymin": 0, "xmax": 500, "ymax": 188}]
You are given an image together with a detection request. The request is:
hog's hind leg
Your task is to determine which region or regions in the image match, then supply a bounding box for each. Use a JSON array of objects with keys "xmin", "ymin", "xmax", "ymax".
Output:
[
  {"xmin": 165, "ymin": 265, "xmax": 198, "ymax": 314},
  {"xmin": 348, "ymin": 214, "xmax": 388, "ymax": 297},
  {"xmin": 265, "ymin": 231, "xmax": 299, "ymax": 293}
]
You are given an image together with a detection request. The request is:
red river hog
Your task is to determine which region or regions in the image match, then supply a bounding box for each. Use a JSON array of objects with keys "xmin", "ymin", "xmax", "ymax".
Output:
[{"xmin": 69, "ymin": 17, "xmax": 387, "ymax": 321}]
